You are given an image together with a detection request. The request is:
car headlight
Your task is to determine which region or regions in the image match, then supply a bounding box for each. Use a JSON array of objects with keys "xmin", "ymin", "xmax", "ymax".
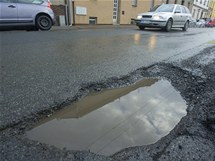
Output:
[
  {"xmin": 136, "ymin": 15, "xmax": 142, "ymax": 19},
  {"xmin": 152, "ymin": 15, "xmax": 164, "ymax": 20}
]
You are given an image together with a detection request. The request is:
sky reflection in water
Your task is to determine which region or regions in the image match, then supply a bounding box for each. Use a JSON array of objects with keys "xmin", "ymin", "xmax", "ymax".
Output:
[{"xmin": 27, "ymin": 79, "xmax": 187, "ymax": 155}]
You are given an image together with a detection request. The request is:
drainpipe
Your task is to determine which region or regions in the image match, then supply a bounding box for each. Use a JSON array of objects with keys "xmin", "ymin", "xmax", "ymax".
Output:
[
  {"xmin": 65, "ymin": 0, "xmax": 74, "ymax": 26},
  {"xmin": 117, "ymin": 0, "xmax": 121, "ymax": 25},
  {"xmin": 151, "ymin": 0, "xmax": 155, "ymax": 9},
  {"xmin": 72, "ymin": 0, "xmax": 75, "ymax": 25},
  {"xmin": 69, "ymin": 0, "xmax": 73, "ymax": 26},
  {"xmin": 65, "ymin": 3, "xmax": 69, "ymax": 26}
]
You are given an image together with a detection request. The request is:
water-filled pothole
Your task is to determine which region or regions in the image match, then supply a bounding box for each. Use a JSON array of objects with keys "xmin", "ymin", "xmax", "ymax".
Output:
[{"xmin": 26, "ymin": 79, "xmax": 187, "ymax": 156}]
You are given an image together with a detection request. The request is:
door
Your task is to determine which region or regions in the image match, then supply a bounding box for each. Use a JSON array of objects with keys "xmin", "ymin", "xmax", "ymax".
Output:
[
  {"xmin": 16, "ymin": 0, "xmax": 38, "ymax": 23},
  {"xmin": 181, "ymin": 6, "xmax": 189, "ymax": 24},
  {"xmin": 113, "ymin": 0, "xmax": 119, "ymax": 24},
  {"xmin": 172, "ymin": 5, "xmax": 182, "ymax": 26},
  {"xmin": 0, "ymin": 0, "xmax": 17, "ymax": 23}
]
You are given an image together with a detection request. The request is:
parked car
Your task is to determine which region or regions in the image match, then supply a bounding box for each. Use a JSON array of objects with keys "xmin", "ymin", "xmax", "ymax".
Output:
[
  {"xmin": 135, "ymin": 4, "xmax": 192, "ymax": 32},
  {"xmin": 205, "ymin": 18, "xmax": 215, "ymax": 27},
  {"xmin": 196, "ymin": 19, "xmax": 206, "ymax": 28},
  {"xmin": 0, "ymin": 0, "xmax": 55, "ymax": 31},
  {"xmin": 189, "ymin": 18, "xmax": 197, "ymax": 28}
]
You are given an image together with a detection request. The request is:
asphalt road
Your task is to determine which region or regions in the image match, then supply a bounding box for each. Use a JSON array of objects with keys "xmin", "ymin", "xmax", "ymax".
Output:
[{"xmin": 1, "ymin": 26, "xmax": 215, "ymax": 129}]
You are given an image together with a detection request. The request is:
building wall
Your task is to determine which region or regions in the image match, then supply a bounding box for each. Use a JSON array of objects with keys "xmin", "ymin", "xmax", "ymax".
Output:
[
  {"xmin": 191, "ymin": 0, "xmax": 210, "ymax": 19},
  {"xmin": 210, "ymin": 0, "xmax": 215, "ymax": 18},
  {"xmin": 50, "ymin": 0, "xmax": 196, "ymax": 25},
  {"xmin": 50, "ymin": 0, "xmax": 65, "ymax": 5},
  {"xmin": 119, "ymin": 0, "xmax": 163, "ymax": 24},
  {"xmin": 74, "ymin": 0, "xmax": 113, "ymax": 24},
  {"xmin": 73, "ymin": 0, "xmax": 166, "ymax": 25}
]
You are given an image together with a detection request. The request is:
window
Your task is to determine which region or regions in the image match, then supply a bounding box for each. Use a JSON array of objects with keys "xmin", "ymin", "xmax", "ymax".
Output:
[
  {"xmin": 188, "ymin": 2, "xmax": 191, "ymax": 9},
  {"xmin": 113, "ymin": 0, "xmax": 118, "ymax": 21},
  {"xmin": 89, "ymin": 17, "xmax": 97, "ymax": 25},
  {"xmin": 200, "ymin": 0, "xmax": 202, "ymax": 4},
  {"xmin": 155, "ymin": 4, "xmax": 175, "ymax": 12},
  {"xmin": 181, "ymin": 0, "xmax": 185, "ymax": 5},
  {"xmin": 175, "ymin": 6, "xmax": 181, "ymax": 13},
  {"xmin": 181, "ymin": 7, "xmax": 187, "ymax": 13},
  {"xmin": 0, "ymin": 0, "xmax": 14, "ymax": 3},
  {"xmin": 203, "ymin": 0, "xmax": 206, "ymax": 5},
  {"xmin": 17, "ymin": 0, "xmax": 43, "ymax": 4},
  {"xmin": 193, "ymin": 9, "xmax": 196, "ymax": 17},
  {"xmin": 131, "ymin": 0, "xmax": 137, "ymax": 7},
  {"xmin": 186, "ymin": 7, "xmax": 190, "ymax": 14}
]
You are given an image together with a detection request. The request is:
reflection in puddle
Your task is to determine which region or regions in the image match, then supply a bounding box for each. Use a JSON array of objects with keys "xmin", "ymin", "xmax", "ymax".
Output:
[
  {"xmin": 26, "ymin": 79, "xmax": 187, "ymax": 156},
  {"xmin": 133, "ymin": 34, "xmax": 141, "ymax": 45},
  {"xmin": 148, "ymin": 34, "xmax": 157, "ymax": 51}
]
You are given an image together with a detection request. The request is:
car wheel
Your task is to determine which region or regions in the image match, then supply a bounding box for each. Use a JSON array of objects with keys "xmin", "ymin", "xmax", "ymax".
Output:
[
  {"xmin": 36, "ymin": 15, "xmax": 52, "ymax": 31},
  {"xmin": 182, "ymin": 21, "xmax": 189, "ymax": 31},
  {"xmin": 139, "ymin": 26, "xmax": 145, "ymax": 30},
  {"xmin": 165, "ymin": 19, "xmax": 172, "ymax": 32}
]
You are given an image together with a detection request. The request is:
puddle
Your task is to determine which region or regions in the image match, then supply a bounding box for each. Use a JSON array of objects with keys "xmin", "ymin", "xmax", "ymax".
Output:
[{"xmin": 26, "ymin": 79, "xmax": 187, "ymax": 156}]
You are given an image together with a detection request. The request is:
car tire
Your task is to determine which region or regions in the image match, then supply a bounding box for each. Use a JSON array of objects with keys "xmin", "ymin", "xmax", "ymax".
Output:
[
  {"xmin": 165, "ymin": 19, "xmax": 172, "ymax": 32},
  {"xmin": 139, "ymin": 26, "xmax": 145, "ymax": 30},
  {"xmin": 36, "ymin": 15, "xmax": 52, "ymax": 31},
  {"xmin": 182, "ymin": 21, "xmax": 189, "ymax": 31}
]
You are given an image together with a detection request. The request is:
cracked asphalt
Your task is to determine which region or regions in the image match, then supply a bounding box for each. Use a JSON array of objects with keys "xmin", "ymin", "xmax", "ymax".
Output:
[{"xmin": 0, "ymin": 26, "xmax": 215, "ymax": 161}]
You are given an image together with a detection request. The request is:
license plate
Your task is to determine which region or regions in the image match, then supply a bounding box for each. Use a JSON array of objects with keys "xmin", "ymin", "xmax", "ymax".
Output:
[{"xmin": 141, "ymin": 20, "xmax": 150, "ymax": 24}]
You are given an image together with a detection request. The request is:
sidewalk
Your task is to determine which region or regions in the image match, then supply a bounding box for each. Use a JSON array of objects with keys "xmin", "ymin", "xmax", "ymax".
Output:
[{"xmin": 51, "ymin": 24, "xmax": 137, "ymax": 31}]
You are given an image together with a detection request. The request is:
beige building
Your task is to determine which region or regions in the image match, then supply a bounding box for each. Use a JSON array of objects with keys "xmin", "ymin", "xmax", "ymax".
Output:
[
  {"xmin": 210, "ymin": 0, "xmax": 215, "ymax": 18},
  {"xmin": 51, "ymin": 0, "xmax": 193, "ymax": 25}
]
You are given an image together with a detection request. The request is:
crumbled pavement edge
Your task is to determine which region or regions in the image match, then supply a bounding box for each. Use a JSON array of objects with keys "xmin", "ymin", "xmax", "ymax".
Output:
[{"xmin": 1, "ymin": 46, "xmax": 215, "ymax": 161}]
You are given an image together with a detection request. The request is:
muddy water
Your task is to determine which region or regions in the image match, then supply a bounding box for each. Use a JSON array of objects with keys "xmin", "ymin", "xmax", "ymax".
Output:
[{"xmin": 26, "ymin": 79, "xmax": 187, "ymax": 156}]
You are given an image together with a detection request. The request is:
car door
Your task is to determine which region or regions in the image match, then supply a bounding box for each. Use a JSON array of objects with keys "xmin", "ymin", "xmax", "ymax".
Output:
[
  {"xmin": 172, "ymin": 5, "xmax": 182, "ymax": 27},
  {"xmin": 0, "ymin": 0, "xmax": 18, "ymax": 24},
  {"xmin": 180, "ymin": 6, "xmax": 188, "ymax": 25},
  {"xmin": 16, "ymin": 0, "xmax": 39, "ymax": 24}
]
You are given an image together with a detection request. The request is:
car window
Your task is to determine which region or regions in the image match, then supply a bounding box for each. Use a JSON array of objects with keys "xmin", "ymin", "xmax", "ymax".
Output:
[
  {"xmin": 155, "ymin": 4, "xmax": 175, "ymax": 13},
  {"xmin": 150, "ymin": 5, "xmax": 160, "ymax": 12},
  {"xmin": 185, "ymin": 7, "xmax": 190, "ymax": 14},
  {"xmin": 181, "ymin": 7, "xmax": 187, "ymax": 13},
  {"xmin": 0, "ymin": 0, "xmax": 15, "ymax": 3},
  {"xmin": 175, "ymin": 6, "xmax": 181, "ymax": 13},
  {"xmin": 17, "ymin": 0, "xmax": 43, "ymax": 4}
]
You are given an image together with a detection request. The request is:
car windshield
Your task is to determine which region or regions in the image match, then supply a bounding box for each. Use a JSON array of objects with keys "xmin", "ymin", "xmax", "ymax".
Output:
[
  {"xmin": 154, "ymin": 4, "xmax": 175, "ymax": 12},
  {"xmin": 149, "ymin": 5, "xmax": 160, "ymax": 12}
]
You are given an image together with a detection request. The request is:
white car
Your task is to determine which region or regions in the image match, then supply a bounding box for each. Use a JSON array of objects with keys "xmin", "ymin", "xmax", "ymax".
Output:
[
  {"xmin": 135, "ymin": 4, "xmax": 192, "ymax": 32},
  {"xmin": 196, "ymin": 19, "xmax": 206, "ymax": 28}
]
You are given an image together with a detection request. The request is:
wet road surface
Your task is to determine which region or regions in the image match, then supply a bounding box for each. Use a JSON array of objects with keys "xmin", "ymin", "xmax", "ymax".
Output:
[{"xmin": 1, "ymin": 27, "xmax": 215, "ymax": 128}]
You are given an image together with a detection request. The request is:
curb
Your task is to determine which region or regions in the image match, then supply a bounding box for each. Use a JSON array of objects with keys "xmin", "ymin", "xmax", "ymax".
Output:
[{"xmin": 51, "ymin": 25, "xmax": 137, "ymax": 31}]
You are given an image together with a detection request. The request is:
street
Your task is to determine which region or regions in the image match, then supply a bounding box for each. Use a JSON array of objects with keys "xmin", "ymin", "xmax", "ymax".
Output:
[{"xmin": 1, "ymin": 26, "xmax": 215, "ymax": 161}]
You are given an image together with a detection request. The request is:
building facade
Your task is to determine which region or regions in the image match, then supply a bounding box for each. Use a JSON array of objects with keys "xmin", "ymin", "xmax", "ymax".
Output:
[
  {"xmin": 50, "ymin": 0, "xmax": 193, "ymax": 25},
  {"xmin": 191, "ymin": 0, "xmax": 210, "ymax": 19},
  {"xmin": 210, "ymin": 0, "xmax": 215, "ymax": 18}
]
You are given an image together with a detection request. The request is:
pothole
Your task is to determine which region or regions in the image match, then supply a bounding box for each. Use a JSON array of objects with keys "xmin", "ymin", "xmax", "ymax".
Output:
[{"xmin": 26, "ymin": 79, "xmax": 187, "ymax": 156}]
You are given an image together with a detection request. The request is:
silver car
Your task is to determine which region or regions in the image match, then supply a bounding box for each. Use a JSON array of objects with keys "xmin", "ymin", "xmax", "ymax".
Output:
[
  {"xmin": 135, "ymin": 4, "xmax": 192, "ymax": 32},
  {"xmin": 0, "ymin": 0, "xmax": 55, "ymax": 31}
]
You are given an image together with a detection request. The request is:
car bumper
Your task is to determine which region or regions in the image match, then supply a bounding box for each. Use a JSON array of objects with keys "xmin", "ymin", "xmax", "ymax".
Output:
[{"xmin": 136, "ymin": 19, "xmax": 167, "ymax": 28}]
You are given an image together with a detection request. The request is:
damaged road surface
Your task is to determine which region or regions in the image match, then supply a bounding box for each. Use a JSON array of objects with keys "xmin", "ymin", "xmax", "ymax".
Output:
[
  {"xmin": 1, "ymin": 27, "xmax": 215, "ymax": 161},
  {"xmin": 26, "ymin": 79, "xmax": 187, "ymax": 156}
]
